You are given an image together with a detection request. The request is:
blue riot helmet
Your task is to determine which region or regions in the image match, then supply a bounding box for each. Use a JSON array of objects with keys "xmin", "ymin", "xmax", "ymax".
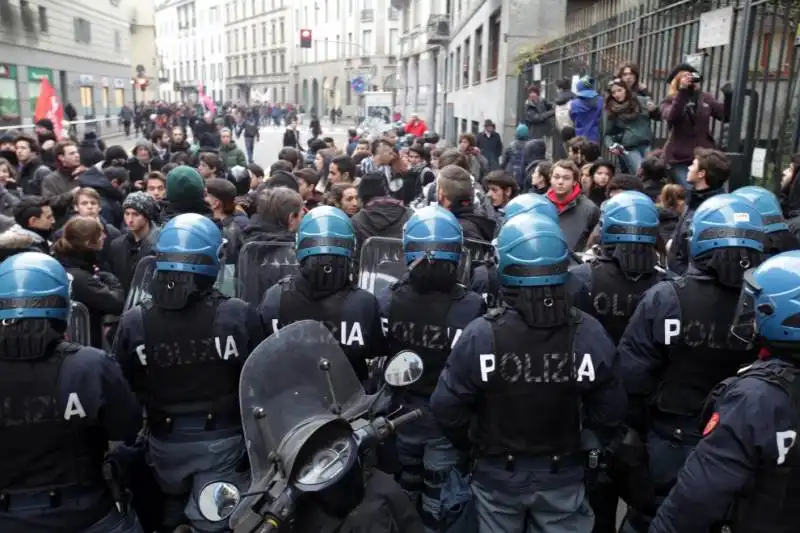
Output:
[
  {"xmin": 730, "ymin": 250, "xmax": 800, "ymax": 345},
  {"xmin": 599, "ymin": 191, "xmax": 660, "ymax": 274},
  {"xmin": 731, "ymin": 185, "xmax": 789, "ymax": 235},
  {"xmin": 0, "ymin": 252, "xmax": 70, "ymax": 322},
  {"xmin": 504, "ymin": 194, "xmax": 559, "ymax": 224},
  {"xmin": 402, "ymin": 205, "xmax": 463, "ymax": 264},
  {"xmin": 689, "ymin": 194, "xmax": 765, "ymax": 287},
  {"xmin": 296, "ymin": 206, "xmax": 355, "ymax": 260},
  {"xmin": 152, "ymin": 213, "xmax": 223, "ymax": 309},
  {"xmin": 296, "ymin": 206, "xmax": 355, "ymax": 291},
  {"xmin": 496, "ymin": 213, "xmax": 572, "ymax": 325},
  {"xmin": 402, "ymin": 205, "xmax": 463, "ymax": 291},
  {"xmin": 496, "ymin": 213, "xmax": 570, "ymax": 287},
  {"xmin": 0, "ymin": 252, "xmax": 71, "ymax": 357}
]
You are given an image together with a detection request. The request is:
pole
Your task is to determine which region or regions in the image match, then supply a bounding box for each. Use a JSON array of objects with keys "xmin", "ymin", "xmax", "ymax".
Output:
[
  {"xmin": 725, "ymin": 0, "xmax": 755, "ymax": 190},
  {"xmin": 430, "ymin": 48, "xmax": 439, "ymax": 132}
]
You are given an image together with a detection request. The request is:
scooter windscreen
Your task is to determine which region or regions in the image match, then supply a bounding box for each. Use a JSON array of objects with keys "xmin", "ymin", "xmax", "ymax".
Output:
[{"xmin": 238, "ymin": 320, "xmax": 368, "ymax": 485}]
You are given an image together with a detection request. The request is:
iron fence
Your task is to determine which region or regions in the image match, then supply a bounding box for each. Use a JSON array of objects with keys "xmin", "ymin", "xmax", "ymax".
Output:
[{"xmin": 519, "ymin": 0, "xmax": 800, "ymax": 186}]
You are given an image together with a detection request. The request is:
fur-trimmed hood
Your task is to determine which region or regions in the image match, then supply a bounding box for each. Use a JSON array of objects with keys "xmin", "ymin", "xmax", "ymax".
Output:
[{"xmin": 0, "ymin": 225, "xmax": 46, "ymax": 249}]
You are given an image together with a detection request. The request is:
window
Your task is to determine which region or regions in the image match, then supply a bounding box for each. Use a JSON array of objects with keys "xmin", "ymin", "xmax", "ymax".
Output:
[
  {"xmin": 488, "ymin": 10, "xmax": 500, "ymax": 79},
  {"xmin": 114, "ymin": 30, "xmax": 121, "ymax": 52},
  {"xmin": 227, "ymin": 31, "xmax": 232, "ymax": 51},
  {"xmin": 347, "ymin": 32, "xmax": 353, "ymax": 57},
  {"xmin": 74, "ymin": 17, "xmax": 91, "ymax": 43},
  {"xmin": 262, "ymin": 54, "xmax": 268, "ymax": 73},
  {"xmin": 361, "ymin": 30, "xmax": 372, "ymax": 56},
  {"xmin": 335, "ymin": 34, "xmax": 340, "ymax": 58},
  {"xmin": 38, "ymin": 6, "xmax": 48, "ymax": 33},
  {"xmin": 280, "ymin": 53, "xmax": 285, "ymax": 72},
  {"xmin": 252, "ymin": 55, "xmax": 257, "ymax": 75},
  {"xmin": 462, "ymin": 38, "xmax": 470, "ymax": 87},
  {"xmin": 388, "ymin": 29, "xmax": 398, "ymax": 55},
  {"xmin": 193, "ymin": 60, "xmax": 198, "ymax": 80},
  {"xmin": 243, "ymin": 27, "xmax": 248, "ymax": 50},
  {"xmin": 272, "ymin": 22, "xmax": 276, "ymax": 44},
  {"xmin": 233, "ymin": 2, "xmax": 238, "ymax": 20},
  {"xmin": 272, "ymin": 53, "xmax": 277, "ymax": 73},
  {"xmin": 234, "ymin": 30, "xmax": 239, "ymax": 51},
  {"xmin": 455, "ymin": 47, "xmax": 461, "ymax": 90},
  {"xmin": 226, "ymin": 60, "xmax": 231, "ymax": 78},
  {"xmin": 251, "ymin": 0, "xmax": 255, "ymax": 15},
  {"xmin": 324, "ymin": 38, "xmax": 329, "ymax": 60},
  {"xmin": 210, "ymin": 64, "xmax": 215, "ymax": 81},
  {"xmin": 262, "ymin": 23, "xmax": 267, "ymax": 45},
  {"xmin": 388, "ymin": 6, "xmax": 399, "ymax": 20},
  {"xmin": 225, "ymin": 3, "xmax": 230, "ymax": 23},
  {"xmin": 473, "ymin": 26, "xmax": 482, "ymax": 83},
  {"xmin": 252, "ymin": 24, "xmax": 257, "ymax": 48},
  {"xmin": 449, "ymin": 52, "xmax": 455, "ymax": 90},
  {"xmin": 324, "ymin": 0, "xmax": 328, "ymax": 21},
  {"xmin": 279, "ymin": 19, "xmax": 285, "ymax": 43},
  {"xmin": 281, "ymin": 86, "xmax": 286, "ymax": 103},
  {"xmin": 202, "ymin": 65, "xmax": 207, "ymax": 81},
  {"xmin": 412, "ymin": 0, "xmax": 421, "ymax": 27},
  {"xmin": 218, "ymin": 62, "xmax": 223, "ymax": 79}
]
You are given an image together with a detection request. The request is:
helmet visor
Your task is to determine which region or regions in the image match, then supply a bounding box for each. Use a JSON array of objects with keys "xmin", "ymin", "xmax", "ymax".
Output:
[{"xmin": 730, "ymin": 269, "xmax": 765, "ymax": 344}]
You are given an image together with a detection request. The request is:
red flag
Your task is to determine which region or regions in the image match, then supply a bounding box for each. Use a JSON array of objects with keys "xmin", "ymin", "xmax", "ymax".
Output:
[{"xmin": 34, "ymin": 77, "xmax": 64, "ymax": 139}]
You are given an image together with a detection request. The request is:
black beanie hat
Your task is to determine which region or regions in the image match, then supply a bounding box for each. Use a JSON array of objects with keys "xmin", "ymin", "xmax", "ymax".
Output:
[
  {"xmin": 358, "ymin": 171, "xmax": 389, "ymax": 204},
  {"xmin": 265, "ymin": 170, "xmax": 299, "ymax": 192}
]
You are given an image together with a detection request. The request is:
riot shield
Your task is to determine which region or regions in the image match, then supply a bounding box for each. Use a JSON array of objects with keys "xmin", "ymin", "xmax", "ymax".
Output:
[
  {"xmin": 464, "ymin": 239, "xmax": 495, "ymax": 267},
  {"xmin": 357, "ymin": 237, "xmax": 407, "ymax": 295},
  {"xmin": 66, "ymin": 302, "xmax": 91, "ymax": 346},
  {"xmin": 125, "ymin": 255, "xmax": 235, "ymax": 311},
  {"xmin": 125, "ymin": 256, "xmax": 157, "ymax": 311},
  {"xmin": 236, "ymin": 241, "xmax": 298, "ymax": 305},
  {"xmin": 358, "ymin": 236, "xmax": 472, "ymax": 295}
]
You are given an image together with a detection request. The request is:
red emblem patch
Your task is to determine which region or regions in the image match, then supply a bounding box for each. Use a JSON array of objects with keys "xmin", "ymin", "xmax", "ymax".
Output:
[{"xmin": 703, "ymin": 412, "xmax": 720, "ymax": 436}]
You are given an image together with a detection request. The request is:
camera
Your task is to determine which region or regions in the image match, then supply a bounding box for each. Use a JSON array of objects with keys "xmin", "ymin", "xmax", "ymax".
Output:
[{"xmin": 690, "ymin": 72, "xmax": 702, "ymax": 84}]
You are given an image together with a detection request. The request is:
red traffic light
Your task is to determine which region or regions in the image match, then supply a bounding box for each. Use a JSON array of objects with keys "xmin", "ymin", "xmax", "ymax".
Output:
[{"xmin": 300, "ymin": 28, "xmax": 313, "ymax": 48}]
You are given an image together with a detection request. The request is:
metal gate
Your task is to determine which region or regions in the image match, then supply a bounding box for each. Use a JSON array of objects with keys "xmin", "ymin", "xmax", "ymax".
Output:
[{"xmin": 519, "ymin": 0, "xmax": 800, "ymax": 185}]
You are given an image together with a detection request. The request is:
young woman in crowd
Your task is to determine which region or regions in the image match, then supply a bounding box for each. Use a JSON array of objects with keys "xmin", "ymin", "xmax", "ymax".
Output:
[
  {"xmin": 52, "ymin": 216, "xmax": 125, "ymax": 349},
  {"xmin": 604, "ymin": 78, "xmax": 655, "ymax": 174}
]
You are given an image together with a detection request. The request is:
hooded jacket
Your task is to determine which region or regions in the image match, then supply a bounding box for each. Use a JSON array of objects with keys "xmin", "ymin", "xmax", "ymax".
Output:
[
  {"xmin": 546, "ymin": 184, "xmax": 601, "ymax": 251},
  {"xmin": 351, "ymin": 197, "xmax": 412, "ymax": 257},
  {"xmin": 77, "ymin": 167, "xmax": 125, "ymax": 229},
  {"xmin": 219, "ymin": 141, "xmax": 248, "ymax": 170},
  {"xmin": 16, "ymin": 156, "xmax": 50, "ymax": 196},
  {"xmin": 0, "ymin": 224, "xmax": 48, "ymax": 261},
  {"xmin": 569, "ymin": 95, "xmax": 604, "ymax": 143}
]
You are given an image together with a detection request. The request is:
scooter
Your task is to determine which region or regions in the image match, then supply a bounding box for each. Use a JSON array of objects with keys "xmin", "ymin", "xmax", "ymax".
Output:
[{"xmin": 196, "ymin": 320, "xmax": 425, "ymax": 533}]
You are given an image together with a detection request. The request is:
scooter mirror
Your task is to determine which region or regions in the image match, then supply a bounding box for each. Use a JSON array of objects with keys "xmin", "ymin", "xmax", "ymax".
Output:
[
  {"xmin": 383, "ymin": 350, "xmax": 424, "ymax": 387},
  {"xmin": 198, "ymin": 481, "xmax": 240, "ymax": 523}
]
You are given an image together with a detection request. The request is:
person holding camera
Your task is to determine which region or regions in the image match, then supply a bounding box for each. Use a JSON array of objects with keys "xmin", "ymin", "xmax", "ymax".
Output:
[{"xmin": 660, "ymin": 63, "xmax": 729, "ymax": 195}]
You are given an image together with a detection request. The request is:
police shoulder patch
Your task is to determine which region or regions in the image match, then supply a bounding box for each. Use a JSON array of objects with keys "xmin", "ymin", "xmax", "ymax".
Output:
[{"xmin": 703, "ymin": 412, "xmax": 721, "ymax": 436}]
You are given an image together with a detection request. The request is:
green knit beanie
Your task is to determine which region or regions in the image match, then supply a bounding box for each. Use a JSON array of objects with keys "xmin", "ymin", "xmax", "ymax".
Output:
[{"xmin": 166, "ymin": 166, "xmax": 205, "ymax": 204}]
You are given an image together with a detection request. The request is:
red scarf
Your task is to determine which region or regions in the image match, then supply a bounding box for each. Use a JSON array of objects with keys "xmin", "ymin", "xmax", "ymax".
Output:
[{"xmin": 546, "ymin": 184, "xmax": 582, "ymax": 213}]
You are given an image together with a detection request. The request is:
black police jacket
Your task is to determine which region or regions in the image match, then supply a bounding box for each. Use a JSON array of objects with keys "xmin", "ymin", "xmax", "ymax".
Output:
[{"xmin": 292, "ymin": 470, "xmax": 425, "ymax": 533}]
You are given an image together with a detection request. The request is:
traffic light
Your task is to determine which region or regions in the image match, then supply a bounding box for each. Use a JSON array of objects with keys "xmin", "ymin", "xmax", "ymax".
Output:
[{"xmin": 300, "ymin": 29, "xmax": 313, "ymax": 48}]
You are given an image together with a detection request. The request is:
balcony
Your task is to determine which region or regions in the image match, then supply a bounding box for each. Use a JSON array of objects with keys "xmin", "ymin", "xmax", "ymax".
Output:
[
  {"xmin": 360, "ymin": 9, "xmax": 374, "ymax": 22},
  {"xmin": 426, "ymin": 14, "xmax": 450, "ymax": 46}
]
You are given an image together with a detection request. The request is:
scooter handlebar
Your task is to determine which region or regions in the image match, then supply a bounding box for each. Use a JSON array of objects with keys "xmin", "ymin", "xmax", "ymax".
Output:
[{"xmin": 389, "ymin": 409, "xmax": 423, "ymax": 430}]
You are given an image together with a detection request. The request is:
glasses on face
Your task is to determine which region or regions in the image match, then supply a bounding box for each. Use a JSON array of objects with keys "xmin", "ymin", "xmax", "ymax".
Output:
[{"xmin": 607, "ymin": 78, "xmax": 624, "ymax": 90}]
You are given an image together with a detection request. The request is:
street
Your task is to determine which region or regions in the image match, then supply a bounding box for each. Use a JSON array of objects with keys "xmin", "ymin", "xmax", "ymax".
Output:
[{"xmin": 113, "ymin": 122, "xmax": 351, "ymax": 170}]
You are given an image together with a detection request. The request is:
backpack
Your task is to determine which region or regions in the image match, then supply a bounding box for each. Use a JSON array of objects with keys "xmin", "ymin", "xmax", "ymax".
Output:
[
  {"xmin": 508, "ymin": 146, "xmax": 526, "ymax": 189},
  {"xmin": 555, "ymin": 100, "xmax": 573, "ymax": 132}
]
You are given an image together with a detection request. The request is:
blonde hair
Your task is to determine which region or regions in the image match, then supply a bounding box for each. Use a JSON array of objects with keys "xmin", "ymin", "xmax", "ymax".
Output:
[
  {"xmin": 0, "ymin": 157, "xmax": 16, "ymax": 179},
  {"xmin": 659, "ymin": 183, "xmax": 686, "ymax": 210},
  {"xmin": 668, "ymin": 71, "xmax": 690, "ymax": 97}
]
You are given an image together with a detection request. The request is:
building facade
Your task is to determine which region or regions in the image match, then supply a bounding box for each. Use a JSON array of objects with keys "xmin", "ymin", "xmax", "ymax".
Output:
[
  {"xmin": 0, "ymin": 0, "xmax": 133, "ymax": 127},
  {"xmin": 396, "ymin": 0, "xmax": 448, "ymax": 133},
  {"xmin": 155, "ymin": 0, "xmax": 227, "ymax": 104},
  {"xmin": 224, "ymin": 0, "xmax": 294, "ymax": 105},
  {"xmin": 130, "ymin": 0, "xmax": 159, "ymax": 104},
  {"xmin": 293, "ymin": 0, "xmax": 401, "ymax": 119},
  {"xmin": 397, "ymin": 0, "xmax": 570, "ymax": 143}
]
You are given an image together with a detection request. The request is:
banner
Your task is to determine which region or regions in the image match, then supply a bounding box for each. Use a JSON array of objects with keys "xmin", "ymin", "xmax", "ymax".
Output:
[
  {"xmin": 197, "ymin": 82, "xmax": 216, "ymax": 115},
  {"xmin": 33, "ymin": 77, "xmax": 64, "ymax": 139}
]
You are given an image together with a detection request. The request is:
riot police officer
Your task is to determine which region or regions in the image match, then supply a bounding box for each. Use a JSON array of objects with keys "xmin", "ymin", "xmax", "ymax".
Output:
[
  {"xmin": 652, "ymin": 250, "xmax": 800, "ymax": 533},
  {"xmin": 113, "ymin": 213, "xmax": 265, "ymax": 533},
  {"xmin": 430, "ymin": 213, "xmax": 627, "ymax": 533},
  {"xmin": 618, "ymin": 194, "xmax": 766, "ymax": 533},
  {"xmin": 731, "ymin": 185, "xmax": 800, "ymax": 258},
  {"xmin": 377, "ymin": 205, "xmax": 485, "ymax": 532},
  {"xmin": 470, "ymin": 193, "xmax": 559, "ymax": 307},
  {"xmin": 0, "ymin": 252, "xmax": 144, "ymax": 533},
  {"xmin": 257, "ymin": 206, "xmax": 385, "ymax": 382},
  {"xmin": 569, "ymin": 191, "xmax": 668, "ymax": 533},
  {"xmin": 571, "ymin": 191, "xmax": 668, "ymax": 344}
]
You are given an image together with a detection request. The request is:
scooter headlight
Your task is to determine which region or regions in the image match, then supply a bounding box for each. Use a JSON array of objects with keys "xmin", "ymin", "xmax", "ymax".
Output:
[{"xmin": 294, "ymin": 436, "xmax": 354, "ymax": 488}]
